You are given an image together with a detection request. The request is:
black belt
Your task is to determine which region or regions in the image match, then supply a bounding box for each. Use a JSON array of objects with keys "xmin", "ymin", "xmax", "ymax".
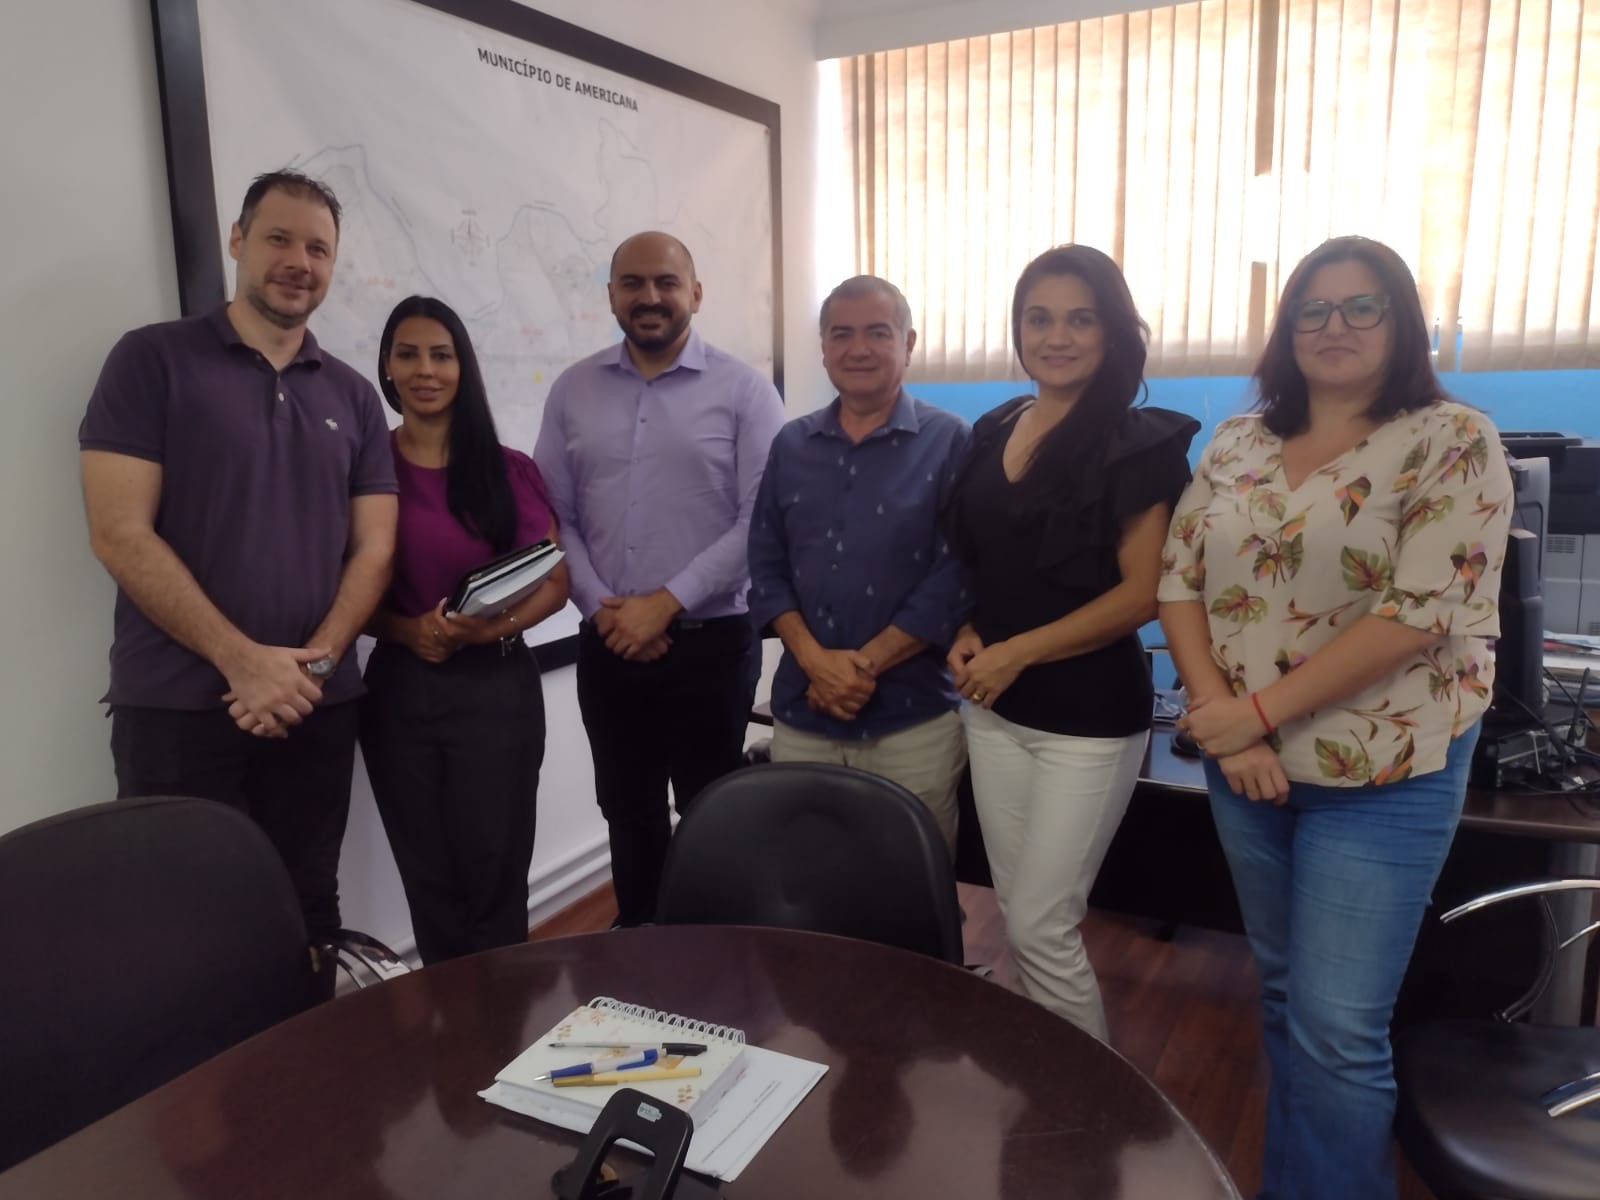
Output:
[{"xmin": 670, "ymin": 614, "xmax": 750, "ymax": 633}]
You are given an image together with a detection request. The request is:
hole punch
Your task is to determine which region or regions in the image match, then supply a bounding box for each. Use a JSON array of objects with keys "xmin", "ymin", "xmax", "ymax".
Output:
[{"xmin": 550, "ymin": 1086, "xmax": 723, "ymax": 1200}]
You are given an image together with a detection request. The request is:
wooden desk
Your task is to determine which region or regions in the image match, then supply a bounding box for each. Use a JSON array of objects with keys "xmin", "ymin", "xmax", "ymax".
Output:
[
  {"xmin": 1109, "ymin": 727, "xmax": 1600, "ymax": 1024},
  {"xmin": 0, "ymin": 926, "xmax": 1240, "ymax": 1200},
  {"xmin": 1140, "ymin": 725, "xmax": 1600, "ymax": 844}
]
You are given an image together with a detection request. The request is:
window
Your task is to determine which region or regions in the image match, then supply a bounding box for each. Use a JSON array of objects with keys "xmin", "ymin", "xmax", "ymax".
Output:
[{"xmin": 836, "ymin": 0, "xmax": 1600, "ymax": 378}]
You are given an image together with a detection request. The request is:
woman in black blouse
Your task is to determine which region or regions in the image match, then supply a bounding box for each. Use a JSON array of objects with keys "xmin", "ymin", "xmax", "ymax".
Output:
[{"xmin": 943, "ymin": 245, "xmax": 1198, "ymax": 1039}]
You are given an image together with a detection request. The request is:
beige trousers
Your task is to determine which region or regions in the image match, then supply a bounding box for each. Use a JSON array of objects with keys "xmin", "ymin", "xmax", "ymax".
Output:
[{"xmin": 769, "ymin": 709, "xmax": 966, "ymax": 857}]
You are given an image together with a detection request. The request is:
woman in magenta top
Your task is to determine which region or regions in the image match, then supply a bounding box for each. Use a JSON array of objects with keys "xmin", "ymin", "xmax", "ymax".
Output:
[{"xmin": 361, "ymin": 295, "xmax": 569, "ymax": 964}]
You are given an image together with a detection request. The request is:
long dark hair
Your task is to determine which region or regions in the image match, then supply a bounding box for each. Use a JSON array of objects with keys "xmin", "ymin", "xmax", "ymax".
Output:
[
  {"xmin": 1009, "ymin": 245, "xmax": 1149, "ymax": 499},
  {"xmin": 1254, "ymin": 235, "xmax": 1445, "ymax": 436},
  {"xmin": 378, "ymin": 296, "xmax": 518, "ymax": 552}
]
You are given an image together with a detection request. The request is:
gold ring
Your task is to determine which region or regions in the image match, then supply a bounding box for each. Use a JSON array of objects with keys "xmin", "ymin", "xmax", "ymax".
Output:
[{"xmin": 972, "ymin": 690, "xmax": 986, "ymax": 702}]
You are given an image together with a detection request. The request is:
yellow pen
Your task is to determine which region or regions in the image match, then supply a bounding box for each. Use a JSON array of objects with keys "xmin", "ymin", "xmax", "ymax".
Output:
[{"xmin": 551, "ymin": 1066, "xmax": 702, "ymax": 1087}]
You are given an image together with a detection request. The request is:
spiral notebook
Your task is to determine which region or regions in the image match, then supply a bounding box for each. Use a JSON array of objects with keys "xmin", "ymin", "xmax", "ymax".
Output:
[
  {"xmin": 490, "ymin": 997, "xmax": 748, "ymax": 1124},
  {"xmin": 480, "ymin": 996, "xmax": 826, "ymax": 1181}
]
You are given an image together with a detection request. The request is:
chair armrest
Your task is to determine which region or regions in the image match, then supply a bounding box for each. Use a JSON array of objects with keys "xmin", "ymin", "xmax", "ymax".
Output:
[
  {"xmin": 1557, "ymin": 917, "xmax": 1600, "ymax": 954},
  {"xmin": 1542, "ymin": 1070, "xmax": 1600, "ymax": 1117},
  {"xmin": 1440, "ymin": 878, "xmax": 1600, "ymax": 924},
  {"xmin": 1439, "ymin": 878, "xmax": 1600, "ymax": 1023}
]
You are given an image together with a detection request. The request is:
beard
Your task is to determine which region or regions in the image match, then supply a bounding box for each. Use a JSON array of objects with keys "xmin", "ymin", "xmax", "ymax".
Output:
[
  {"xmin": 244, "ymin": 274, "xmax": 321, "ymax": 330},
  {"xmin": 620, "ymin": 304, "xmax": 689, "ymax": 353}
]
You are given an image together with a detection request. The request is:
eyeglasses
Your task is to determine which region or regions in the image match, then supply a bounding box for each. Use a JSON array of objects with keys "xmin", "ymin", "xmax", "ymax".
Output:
[{"xmin": 1292, "ymin": 294, "xmax": 1390, "ymax": 333}]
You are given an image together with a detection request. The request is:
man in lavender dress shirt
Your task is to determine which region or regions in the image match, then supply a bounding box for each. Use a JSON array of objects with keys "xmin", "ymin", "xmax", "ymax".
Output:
[{"xmin": 534, "ymin": 232, "xmax": 785, "ymax": 926}]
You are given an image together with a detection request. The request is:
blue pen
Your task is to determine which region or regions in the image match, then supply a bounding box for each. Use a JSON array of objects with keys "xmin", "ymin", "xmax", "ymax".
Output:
[{"xmin": 530, "ymin": 1048, "xmax": 660, "ymax": 1082}]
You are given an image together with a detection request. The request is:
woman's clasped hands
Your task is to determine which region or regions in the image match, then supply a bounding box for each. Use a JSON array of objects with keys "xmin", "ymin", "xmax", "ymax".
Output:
[
  {"xmin": 405, "ymin": 599, "xmax": 502, "ymax": 663},
  {"xmin": 1178, "ymin": 693, "xmax": 1291, "ymax": 804}
]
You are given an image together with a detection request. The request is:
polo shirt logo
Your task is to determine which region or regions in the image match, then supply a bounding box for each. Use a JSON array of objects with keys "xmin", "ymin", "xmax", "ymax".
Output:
[{"xmin": 325, "ymin": 418, "xmax": 339, "ymax": 431}]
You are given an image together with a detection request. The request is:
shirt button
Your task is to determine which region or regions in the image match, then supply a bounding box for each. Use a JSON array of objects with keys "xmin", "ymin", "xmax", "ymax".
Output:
[{"xmin": 277, "ymin": 392, "xmax": 285, "ymax": 402}]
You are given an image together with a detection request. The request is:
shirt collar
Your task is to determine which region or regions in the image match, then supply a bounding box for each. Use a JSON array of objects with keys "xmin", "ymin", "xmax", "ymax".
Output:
[
  {"xmin": 805, "ymin": 389, "xmax": 920, "ymax": 440},
  {"xmin": 206, "ymin": 305, "xmax": 324, "ymax": 368},
  {"xmin": 605, "ymin": 327, "xmax": 707, "ymax": 379}
]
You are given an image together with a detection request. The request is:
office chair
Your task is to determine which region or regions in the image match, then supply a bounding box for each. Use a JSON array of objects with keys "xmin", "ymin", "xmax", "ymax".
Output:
[
  {"xmin": 0, "ymin": 796, "xmax": 404, "ymax": 1170},
  {"xmin": 1394, "ymin": 879, "xmax": 1600, "ymax": 1200},
  {"xmin": 656, "ymin": 762, "xmax": 965, "ymax": 964}
]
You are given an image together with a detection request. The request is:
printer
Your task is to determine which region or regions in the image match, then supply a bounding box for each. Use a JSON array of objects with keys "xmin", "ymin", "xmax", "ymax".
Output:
[{"xmin": 1501, "ymin": 432, "xmax": 1600, "ymax": 635}]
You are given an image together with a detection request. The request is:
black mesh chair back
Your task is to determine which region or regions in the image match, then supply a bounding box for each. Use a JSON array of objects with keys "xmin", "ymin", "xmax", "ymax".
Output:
[
  {"xmin": 656, "ymin": 762, "xmax": 964, "ymax": 964},
  {"xmin": 0, "ymin": 797, "xmax": 318, "ymax": 1170}
]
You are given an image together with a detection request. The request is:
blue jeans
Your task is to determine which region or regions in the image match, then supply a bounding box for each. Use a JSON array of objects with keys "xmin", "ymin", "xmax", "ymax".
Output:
[{"xmin": 1205, "ymin": 723, "xmax": 1479, "ymax": 1200}]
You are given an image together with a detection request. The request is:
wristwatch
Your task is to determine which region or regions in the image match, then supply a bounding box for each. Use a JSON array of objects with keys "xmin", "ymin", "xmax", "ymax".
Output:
[{"xmin": 305, "ymin": 654, "xmax": 338, "ymax": 680}]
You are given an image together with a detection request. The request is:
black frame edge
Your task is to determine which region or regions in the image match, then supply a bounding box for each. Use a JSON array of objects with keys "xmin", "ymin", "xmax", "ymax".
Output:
[{"xmin": 149, "ymin": 0, "xmax": 227, "ymax": 313}]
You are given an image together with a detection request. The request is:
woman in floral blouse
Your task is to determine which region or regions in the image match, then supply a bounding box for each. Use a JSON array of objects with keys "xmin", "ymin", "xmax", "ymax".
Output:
[{"xmin": 1157, "ymin": 236, "xmax": 1512, "ymax": 1200}]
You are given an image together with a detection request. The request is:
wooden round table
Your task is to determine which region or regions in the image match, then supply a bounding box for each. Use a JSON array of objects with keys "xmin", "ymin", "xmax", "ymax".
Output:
[{"xmin": 0, "ymin": 925, "xmax": 1239, "ymax": 1199}]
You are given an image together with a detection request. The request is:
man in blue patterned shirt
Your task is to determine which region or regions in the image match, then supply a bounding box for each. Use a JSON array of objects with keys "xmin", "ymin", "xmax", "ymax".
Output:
[{"xmin": 747, "ymin": 276, "xmax": 972, "ymax": 852}]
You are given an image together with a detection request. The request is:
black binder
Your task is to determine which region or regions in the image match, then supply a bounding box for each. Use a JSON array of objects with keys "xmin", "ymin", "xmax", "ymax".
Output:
[{"xmin": 446, "ymin": 539, "xmax": 564, "ymax": 616}]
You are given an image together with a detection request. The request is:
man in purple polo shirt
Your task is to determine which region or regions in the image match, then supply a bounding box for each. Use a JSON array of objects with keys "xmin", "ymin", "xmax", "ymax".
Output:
[
  {"xmin": 79, "ymin": 170, "xmax": 398, "ymax": 947},
  {"xmin": 534, "ymin": 231, "xmax": 785, "ymax": 926}
]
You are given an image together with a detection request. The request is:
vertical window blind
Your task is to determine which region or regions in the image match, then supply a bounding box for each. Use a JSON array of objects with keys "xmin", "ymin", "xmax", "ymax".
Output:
[{"xmin": 838, "ymin": 0, "xmax": 1600, "ymax": 379}]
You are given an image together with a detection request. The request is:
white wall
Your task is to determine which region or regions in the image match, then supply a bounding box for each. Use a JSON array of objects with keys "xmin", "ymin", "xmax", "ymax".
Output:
[
  {"xmin": 813, "ymin": 0, "xmax": 1154, "ymax": 58},
  {"xmin": 1, "ymin": 0, "xmax": 175, "ymax": 830},
  {"xmin": 1, "ymin": 0, "xmax": 818, "ymax": 953}
]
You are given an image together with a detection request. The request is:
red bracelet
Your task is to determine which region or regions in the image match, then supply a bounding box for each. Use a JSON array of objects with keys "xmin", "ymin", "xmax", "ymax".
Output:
[{"xmin": 1250, "ymin": 692, "xmax": 1275, "ymax": 735}]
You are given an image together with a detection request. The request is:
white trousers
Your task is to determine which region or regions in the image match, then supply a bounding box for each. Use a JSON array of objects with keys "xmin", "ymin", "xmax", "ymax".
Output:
[
  {"xmin": 770, "ymin": 710, "xmax": 965, "ymax": 857},
  {"xmin": 965, "ymin": 704, "xmax": 1147, "ymax": 1041}
]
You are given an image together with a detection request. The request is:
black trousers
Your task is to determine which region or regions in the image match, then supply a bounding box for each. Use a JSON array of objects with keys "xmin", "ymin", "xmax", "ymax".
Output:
[
  {"xmin": 110, "ymin": 701, "xmax": 359, "ymax": 942},
  {"xmin": 358, "ymin": 640, "xmax": 545, "ymax": 965},
  {"xmin": 576, "ymin": 616, "xmax": 752, "ymax": 925}
]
